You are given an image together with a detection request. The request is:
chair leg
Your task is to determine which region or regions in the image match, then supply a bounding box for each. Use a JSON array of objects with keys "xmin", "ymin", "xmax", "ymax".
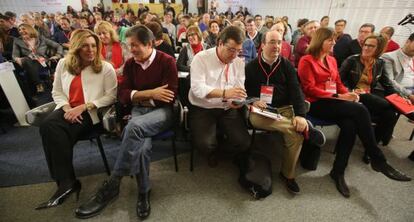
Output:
[
  {"xmin": 190, "ymin": 141, "xmax": 194, "ymax": 172},
  {"xmin": 172, "ymin": 135, "xmax": 178, "ymax": 172},
  {"xmin": 410, "ymin": 128, "xmax": 414, "ymax": 141},
  {"xmin": 96, "ymin": 136, "xmax": 111, "ymax": 176}
]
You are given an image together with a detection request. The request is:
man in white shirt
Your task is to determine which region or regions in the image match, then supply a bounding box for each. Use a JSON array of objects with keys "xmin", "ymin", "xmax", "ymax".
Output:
[
  {"xmin": 189, "ymin": 26, "xmax": 250, "ymax": 167},
  {"xmin": 382, "ymin": 33, "xmax": 414, "ymax": 161}
]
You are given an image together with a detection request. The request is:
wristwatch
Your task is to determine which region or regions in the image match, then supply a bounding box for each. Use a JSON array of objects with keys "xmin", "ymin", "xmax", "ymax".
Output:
[
  {"xmin": 86, "ymin": 102, "xmax": 94, "ymax": 111},
  {"xmin": 332, "ymin": 93, "xmax": 339, "ymax": 98}
]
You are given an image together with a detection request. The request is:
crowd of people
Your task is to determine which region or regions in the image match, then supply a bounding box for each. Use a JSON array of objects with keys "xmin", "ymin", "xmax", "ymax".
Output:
[{"xmin": 1, "ymin": 1, "xmax": 414, "ymax": 220}]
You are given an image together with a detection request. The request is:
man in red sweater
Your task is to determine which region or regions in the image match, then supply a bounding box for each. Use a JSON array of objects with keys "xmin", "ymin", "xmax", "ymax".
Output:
[
  {"xmin": 380, "ymin": 26, "xmax": 400, "ymax": 53},
  {"xmin": 76, "ymin": 25, "xmax": 178, "ymax": 220}
]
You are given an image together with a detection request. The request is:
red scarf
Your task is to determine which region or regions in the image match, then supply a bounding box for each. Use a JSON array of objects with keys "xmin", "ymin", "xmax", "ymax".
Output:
[
  {"xmin": 191, "ymin": 43, "xmax": 203, "ymax": 55},
  {"xmin": 101, "ymin": 41, "xmax": 123, "ymax": 69}
]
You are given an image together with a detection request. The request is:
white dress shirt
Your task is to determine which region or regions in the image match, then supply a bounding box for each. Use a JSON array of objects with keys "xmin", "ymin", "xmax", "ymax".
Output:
[{"xmin": 189, "ymin": 47, "xmax": 245, "ymax": 109}]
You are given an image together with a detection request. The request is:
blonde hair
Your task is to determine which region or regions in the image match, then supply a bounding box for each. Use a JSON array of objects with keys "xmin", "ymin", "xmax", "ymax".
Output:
[
  {"xmin": 94, "ymin": 21, "xmax": 119, "ymax": 43},
  {"xmin": 186, "ymin": 25, "xmax": 203, "ymax": 41},
  {"xmin": 65, "ymin": 29, "xmax": 102, "ymax": 75},
  {"xmin": 306, "ymin": 27, "xmax": 335, "ymax": 58},
  {"xmin": 18, "ymin": 24, "xmax": 38, "ymax": 38}
]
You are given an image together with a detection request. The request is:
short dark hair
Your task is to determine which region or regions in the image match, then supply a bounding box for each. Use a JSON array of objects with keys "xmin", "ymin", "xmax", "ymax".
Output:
[
  {"xmin": 4, "ymin": 11, "xmax": 16, "ymax": 18},
  {"xmin": 217, "ymin": 26, "xmax": 245, "ymax": 45},
  {"xmin": 382, "ymin": 26, "xmax": 395, "ymax": 37},
  {"xmin": 246, "ymin": 18, "xmax": 254, "ymax": 24},
  {"xmin": 335, "ymin": 19, "xmax": 347, "ymax": 25},
  {"xmin": 364, "ymin": 34, "xmax": 387, "ymax": 58},
  {"xmin": 298, "ymin": 18, "xmax": 309, "ymax": 28},
  {"xmin": 320, "ymin": 16, "xmax": 329, "ymax": 22},
  {"xmin": 408, "ymin": 33, "xmax": 414, "ymax": 41},
  {"xmin": 145, "ymin": 22, "xmax": 163, "ymax": 40},
  {"xmin": 125, "ymin": 25, "xmax": 155, "ymax": 46},
  {"xmin": 254, "ymin": 14, "xmax": 262, "ymax": 19},
  {"xmin": 360, "ymin": 23, "xmax": 375, "ymax": 33}
]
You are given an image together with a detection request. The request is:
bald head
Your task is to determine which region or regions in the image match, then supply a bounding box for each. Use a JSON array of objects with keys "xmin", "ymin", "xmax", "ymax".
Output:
[
  {"xmin": 261, "ymin": 30, "xmax": 283, "ymax": 60},
  {"xmin": 380, "ymin": 26, "xmax": 394, "ymax": 39}
]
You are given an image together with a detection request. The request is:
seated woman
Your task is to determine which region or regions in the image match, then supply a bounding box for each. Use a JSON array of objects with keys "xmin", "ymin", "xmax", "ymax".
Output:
[
  {"xmin": 35, "ymin": 29, "xmax": 117, "ymax": 210},
  {"xmin": 340, "ymin": 35, "xmax": 399, "ymax": 152},
  {"xmin": 12, "ymin": 24, "xmax": 63, "ymax": 94},
  {"xmin": 94, "ymin": 21, "xmax": 130, "ymax": 83},
  {"xmin": 176, "ymin": 25, "xmax": 208, "ymax": 72},
  {"xmin": 298, "ymin": 27, "xmax": 410, "ymax": 198},
  {"xmin": 205, "ymin": 20, "xmax": 220, "ymax": 48}
]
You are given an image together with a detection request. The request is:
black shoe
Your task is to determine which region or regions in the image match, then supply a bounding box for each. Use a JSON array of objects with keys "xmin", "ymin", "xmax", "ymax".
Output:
[
  {"xmin": 329, "ymin": 171, "xmax": 350, "ymax": 198},
  {"xmin": 408, "ymin": 151, "xmax": 414, "ymax": 162},
  {"xmin": 362, "ymin": 152, "xmax": 370, "ymax": 164},
  {"xmin": 35, "ymin": 180, "xmax": 81, "ymax": 210},
  {"xmin": 279, "ymin": 173, "xmax": 300, "ymax": 194},
  {"xmin": 75, "ymin": 179, "xmax": 120, "ymax": 219},
  {"xmin": 371, "ymin": 160, "xmax": 412, "ymax": 181},
  {"xmin": 137, "ymin": 190, "xmax": 151, "ymax": 220},
  {"xmin": 306, "ymin": 121, "xmax": 326, "ymax": 147}
]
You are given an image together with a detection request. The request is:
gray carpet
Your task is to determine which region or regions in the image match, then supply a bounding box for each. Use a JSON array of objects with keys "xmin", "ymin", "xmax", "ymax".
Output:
[
  {"xmin": 0, "ymin": 126, "xmax": 186, "ymax": 187},
  {"xmin": 0, "ymin": 117, "xmax": 413, "ymax": 222}
]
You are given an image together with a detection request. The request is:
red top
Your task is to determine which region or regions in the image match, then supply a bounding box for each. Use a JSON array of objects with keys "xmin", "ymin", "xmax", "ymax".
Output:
[
  {"xmin": 69, "ymin": 74, "xmax": 85, "ymax": 107},
  {"xmin": 191, "ymin": 43, "xmax": 203, "ymax": 55},
  {"xmin": 294, "ymin": 35, "xmax": 311, "ymax": 67},
  {"xmin": 384, "ymin": 39, "xmax": 400, "ymax": 53},
  {"xmin": 298, "ymin": 55, "xmax": 348, "ymax": 102},
  {"xmin": 281, "ymin": 40, "xmax": 294, "ymax": 65},
  {"xmin": 101, "ymin": 42, "xmax": 123, "ymax": 69}
]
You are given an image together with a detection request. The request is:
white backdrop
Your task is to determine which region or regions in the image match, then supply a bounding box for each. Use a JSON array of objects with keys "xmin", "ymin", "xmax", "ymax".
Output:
[{"xmin": 1, "ymin": 0, "xmax": 412, "ymax": 44}]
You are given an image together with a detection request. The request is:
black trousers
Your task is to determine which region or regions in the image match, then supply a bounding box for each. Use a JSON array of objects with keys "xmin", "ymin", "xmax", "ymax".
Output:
[
  {"xmin": 182, "ymin": 1, "xmax": 189, "ymax": 14},
  {"xmin": 21, "ymin": 58, "xmax": 42, "ymax": 90},
  {"xmin": 39, "ymin": 109, "xmax": 95, "ymax": 183},
  {"xmin": 189, "ymin": 106, "xmax": 251, "ymax": 155},
  {"xmin": 308, "ymin": 99, "xmax": 386, "ymax": 174},
  {"xmin": 359, "ymin": 93, "xmax": 399, "ymax": 145}
]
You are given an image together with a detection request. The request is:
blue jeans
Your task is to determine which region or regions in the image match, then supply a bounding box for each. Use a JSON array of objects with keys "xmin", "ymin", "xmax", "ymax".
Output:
[{"xmin": 112, "ymin": 106, "xmax": 173, "ymax": 193}]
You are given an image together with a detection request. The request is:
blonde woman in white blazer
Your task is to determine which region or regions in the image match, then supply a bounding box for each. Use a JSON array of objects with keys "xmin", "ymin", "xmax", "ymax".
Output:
[{"xmin": 36, "ymin": 29, "xmax": 117, "ymax": 210}]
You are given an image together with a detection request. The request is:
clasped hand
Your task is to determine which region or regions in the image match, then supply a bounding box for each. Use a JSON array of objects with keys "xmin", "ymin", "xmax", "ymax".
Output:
[{"xmin": 63, "ymin": 105, "xmax": 85, "ymax": 124}]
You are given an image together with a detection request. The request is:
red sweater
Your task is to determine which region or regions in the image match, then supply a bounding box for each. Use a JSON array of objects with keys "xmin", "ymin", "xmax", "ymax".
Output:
[
  {"xmin": 118, "ymin": 50, "xmax": 178, "ymax": 106},
  {"xmin": 384, "ymin": 40, "xmax": 400, "ymax": 53},
  {"xmin": 298, "ymin": 55, "xmax": 348, "ymax": 102}
]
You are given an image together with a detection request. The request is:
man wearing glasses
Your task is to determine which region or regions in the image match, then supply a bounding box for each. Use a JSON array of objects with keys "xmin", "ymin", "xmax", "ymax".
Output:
[
  {"xmin": 245, "ymin": 30, "xmax": 326, "ymax": 194},
  {"xmin": 341, "ymin": 23, "xmax": 375, "ymax": 65},
  {"xmin": 189, "ymin": 26, "xmax": 251, "ymax": 167}
]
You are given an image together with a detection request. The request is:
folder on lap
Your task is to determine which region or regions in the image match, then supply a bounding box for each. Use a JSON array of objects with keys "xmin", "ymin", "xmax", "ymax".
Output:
[
  {"xmin": 250, "ymin": 106, "xmax": 283, "ymax": 121},
  {"xmin": 385, "ymin": 93, "xmax": 414, "ymax": 114}
]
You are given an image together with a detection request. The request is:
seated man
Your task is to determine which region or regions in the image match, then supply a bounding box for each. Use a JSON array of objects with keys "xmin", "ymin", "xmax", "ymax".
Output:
[
  {"xmin": 381, "ymin": 32, "xmax": 414, "ymax": 161},
  {"xmin": 245, "ymin": 30, "xmax": 326, "ymax": 194},
  {"xmin": 189, "ymin": 26, "xmax": 251, "ymax": 167},
  {"xmin": 75, "ymin": 25, "xmax": 178, "ymax": 220}
]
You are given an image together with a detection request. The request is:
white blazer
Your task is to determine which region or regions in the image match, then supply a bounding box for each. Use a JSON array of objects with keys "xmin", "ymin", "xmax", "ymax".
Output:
[{"xmin": 52, "ymin": 58, "xmax": 118, "ymax": 124}]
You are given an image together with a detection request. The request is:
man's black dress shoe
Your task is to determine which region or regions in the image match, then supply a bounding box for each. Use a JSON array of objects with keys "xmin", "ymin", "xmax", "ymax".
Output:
[
  {"xmin": 279, "ymin": 173, "xmax": 300, "ymax": 194},
  {"xmin": 35, "ymin": 180, "xmax": 81, "ymax": 210},
  {"xmin": 137, "ymin": 191, "xmax": 151, "ymax": 220},
  {"xmin": 75, "ymin": 179, "xmax": 120, "ymax": 219},
  {"xmin": 329, "ymin": 171, "xmax": 350, "ymax": 198},
  {"xmin": 306, "ymin": 121, "xmax": 326, "ymax": 147},
  {"xmin": 370, "ymin": 160, "xmax": 412, "ymax": 181}
]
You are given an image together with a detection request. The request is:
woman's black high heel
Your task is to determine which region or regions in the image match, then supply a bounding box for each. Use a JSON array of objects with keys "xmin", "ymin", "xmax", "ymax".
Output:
[{"xmin": 35, "ymin": 180, "xmax": 81, "ymax": 210}]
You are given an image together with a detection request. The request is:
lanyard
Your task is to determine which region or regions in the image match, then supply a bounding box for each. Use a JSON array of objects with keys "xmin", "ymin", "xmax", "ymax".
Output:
[
  {"xmin": 224, "ymin": 64, "xmax": 229, "ymax": 84},
  {"xmin": 258, "ymin": 56, "xmax": 281, "ymax": 85}
]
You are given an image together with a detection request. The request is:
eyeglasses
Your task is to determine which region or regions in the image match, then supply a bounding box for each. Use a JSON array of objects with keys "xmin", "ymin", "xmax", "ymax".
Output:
[
  {"xmin": 224, "ymin": 44, "xmax": 243, "ymax": 54},
  {"xmin": 187, "ymin": 32, "xmax": 197, "ymax": 37},
  {"xmin": 363, "ymin": 43, "xmax": 376, "ymax": 48}
]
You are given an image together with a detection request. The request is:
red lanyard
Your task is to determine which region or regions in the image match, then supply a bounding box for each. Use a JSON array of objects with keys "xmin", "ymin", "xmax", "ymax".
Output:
[
  {"xmin": 258, "ymin": 56, "xmax": 281, "ymax": 85},
  {"xmin": 224, "ymin": 64, "xmax": 230, "ymax": 83}
]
